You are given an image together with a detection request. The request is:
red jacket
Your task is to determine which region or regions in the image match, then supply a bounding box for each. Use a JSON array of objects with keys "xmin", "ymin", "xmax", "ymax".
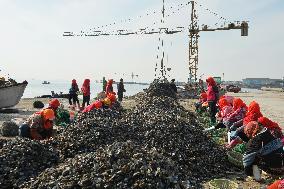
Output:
[
  {"xmin": 206, "ymin": 86, "xmax": 216, "ymax": 101},
  {"xmin": 81, "ymin": 79, "xmax": 90, "ymax": 96}
]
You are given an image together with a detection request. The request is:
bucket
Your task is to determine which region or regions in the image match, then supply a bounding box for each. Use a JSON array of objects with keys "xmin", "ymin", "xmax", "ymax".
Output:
[{"xmin": 208, "ymin": 179, "xmax": 238, "ymax": 189}]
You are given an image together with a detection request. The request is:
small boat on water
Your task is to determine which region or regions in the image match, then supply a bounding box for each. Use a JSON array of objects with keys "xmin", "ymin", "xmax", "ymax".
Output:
[
  {"xmin": 0, "ymin": 80, "xmax": 28, "ymax": 108},
  {"xmin": 42, "ymin": 81, "xmax": 50, "ymax": 84}
]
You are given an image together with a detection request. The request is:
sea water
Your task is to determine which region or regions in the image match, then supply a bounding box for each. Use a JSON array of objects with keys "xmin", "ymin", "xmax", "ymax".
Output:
[{"xmin": 23, "ymin": 80, "xmax": 148, "ymax": 99}]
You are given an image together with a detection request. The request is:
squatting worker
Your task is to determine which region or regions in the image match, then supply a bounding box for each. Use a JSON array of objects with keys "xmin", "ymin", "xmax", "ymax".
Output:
[{"xmin": 19, "ymin": 109, "xmax": 55, "ymax": 140}]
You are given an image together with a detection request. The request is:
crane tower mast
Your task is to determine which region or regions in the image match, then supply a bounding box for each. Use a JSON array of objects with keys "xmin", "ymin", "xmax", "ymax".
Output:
[{"xmin": 189, "ymin": 1, "xmax": 199, "ymax": 83}]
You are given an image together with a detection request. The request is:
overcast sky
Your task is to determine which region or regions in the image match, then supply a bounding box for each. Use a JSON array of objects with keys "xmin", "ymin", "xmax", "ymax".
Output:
[{"xmin": 0, "ymin": 0, "xmax": 283, "ymax": 82}]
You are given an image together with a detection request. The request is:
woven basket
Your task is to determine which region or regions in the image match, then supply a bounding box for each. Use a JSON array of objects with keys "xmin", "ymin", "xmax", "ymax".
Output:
[
  {"xmin": 208, "ymin": 179, "xmax": 238, "ymax": 189},
  {"xmin": 227, "ymin": 151, "xmax": 243, "ymax": 168}
]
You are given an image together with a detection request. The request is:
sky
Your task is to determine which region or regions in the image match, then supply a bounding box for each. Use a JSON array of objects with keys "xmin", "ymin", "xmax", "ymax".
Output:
[{"xmin": 0, "ymin": 0, "xmax": 283, "ymax": 82}]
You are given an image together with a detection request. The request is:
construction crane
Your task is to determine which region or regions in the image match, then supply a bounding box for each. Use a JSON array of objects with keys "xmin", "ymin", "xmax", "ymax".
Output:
[
  {"xmin": 63, "ymin": 1, "xmax": 248, "ymax": 82},
  {"xmin": 188, "ymin": 1, "xmax": 248, "ymax": 82}
]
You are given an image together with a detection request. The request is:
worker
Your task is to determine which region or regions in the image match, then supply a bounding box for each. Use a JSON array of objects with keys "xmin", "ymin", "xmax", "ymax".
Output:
[
  {"xmin": 227, "ymin": 101, "xmax": 263, "ymax": 148},
  {"xmin": 19, "ymin": 109, "xmax": 55, "ymax": 140},
  {"xmin": 206, "ymin": 77, "xmax": 219, "ymax": 125},
  {"xmin": 222, "ymin": 98, "xmax": 247, "ymax": 129},
  {"xmin": 214, "ymin": 98, "xmax": 233, "ymax": 128},
  {"xmin": 102, "ymin": 77, "xmax": 107, "ymax": 92},
  {"xmin": 170, "ymin": 79, "xmax": 177, "ymax": 93},
  {"xmin": 117, "ymin": 78, "xmax": 126, "ymax": 102},
  {"xmin": 258, "ymin": 117, "xmax": 283, "ymax": 139},
  {"xmin": 81, "ymin": 79, "xmax": 91, "ymax": 109},
  {"xmin": 106, "ymin": 79, "xmax": 114, "ymax": 95},
  {"xmin": 195, "ymin": 91, "xmax": 207, "ymax": 113},
  {"xmin": 242, "ymin": 121, "xmax": 284, "ymax": 180},
  {"xmin": 69, "ymin": 79, "xmax": 80, "ymax": 109}
]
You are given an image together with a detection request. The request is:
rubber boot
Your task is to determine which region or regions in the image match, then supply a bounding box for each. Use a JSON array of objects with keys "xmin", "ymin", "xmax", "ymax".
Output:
[{"xmin": 253, "ymin": 165, "xmax": 261, "ymax": 181}]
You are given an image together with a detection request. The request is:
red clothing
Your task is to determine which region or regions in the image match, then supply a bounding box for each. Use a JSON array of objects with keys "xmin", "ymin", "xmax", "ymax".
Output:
[
  {"xmin": 233, "ymin": 98, "xmax": 247, "ymax": 111},
  {"xmin": 267, "ymin": 179, "xmax": 284, "ymax": 189},
  {"xmin": 206, "ymin": 77, "xmax": 217, "ymax": 101},
  {"xmin": 199, "ymin": 92, "xmax": 207, "ymax": 103},
  {"xmin": 82, "ymin": 103, "xmax": 96, "ymax": 113},
  {"xmin": 218, "ymin": 105, "xmax": 233, "ymax": 120},
  {"xmin": 106, "ymin": 79, "xmax": 114, "ymax": 94},
  {"xmin": 206, "ymin": 77, "xmax": 216, "ymax": 86},
  {"xmin": 218, "ymin": 98, "xmax": 230, "ymax": 110},
  {"xmin": 81, "ymin": 79, "xmax": 90, "ymax": 96},
  {"xmin": 258, "ymin": 117, "xmax": 283, "ymax": 138},
  {"xmin": 243, "ymin": 101, "xmax": 262, "ymax": 126},
  {"xmin": 206, "ymin": 86, "xmax": 216, "ymax": 101}
]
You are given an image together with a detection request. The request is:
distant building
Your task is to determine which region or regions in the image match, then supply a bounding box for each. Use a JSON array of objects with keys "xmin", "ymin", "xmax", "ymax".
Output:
[{"xmin": 242, "ymin": 78, "xmax": 284, "ymax": 88}]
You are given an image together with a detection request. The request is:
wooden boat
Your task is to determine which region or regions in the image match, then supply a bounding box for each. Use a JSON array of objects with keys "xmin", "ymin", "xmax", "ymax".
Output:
[{"xmin": 0, "ymin": 81, "xmax": 28, "ymax": 108}]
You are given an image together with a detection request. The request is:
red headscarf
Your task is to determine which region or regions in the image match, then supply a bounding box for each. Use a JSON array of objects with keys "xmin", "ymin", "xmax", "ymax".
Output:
[
  {"xmin": 244, "ymin": 121, "xmax": 261, "ymax": 138},
  {"xmin": 49, "ymin": 99, "xmax": 60, "ymax": 110},
  {"xmin": 72, "ymin": 79, "xmax": 77, "ymax": 85},
  {"xmin": 258, "ymin": 117, "xmax": 282, "ymax": 130},
  {"xmin": 206, "ymin": 77, "xmax": 216, "ymax": 86},
  {"xmin": 81, "ymin": 79, "xmax": 90, "ymax": 96},
  {"xmin": 243, "ymin": 101, "xmax": 263, "ymax": 125},
  {"xmin": 233, "ymin": 98, "xmax": 247, "ymax": 111},
  {"xmin": 218, "ymin": 98, "xmax": 230, "ymax": 110}
]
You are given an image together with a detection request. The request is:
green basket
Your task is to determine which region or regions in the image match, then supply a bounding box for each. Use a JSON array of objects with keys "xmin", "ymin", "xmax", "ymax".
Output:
[
  {"xmin": 227, "ymin": 151, "xmax": 243, "ymax": 168},
  {"xmin": 208, "ymin": 179, "xmax": 238, "ymax": 189}
]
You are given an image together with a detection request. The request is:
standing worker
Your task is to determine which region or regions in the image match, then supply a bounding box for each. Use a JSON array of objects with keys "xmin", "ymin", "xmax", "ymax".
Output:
[
  {"xmin": 117, "ymin": 78, "xmax": 126, "ymax": 102},
  {"xmin": 19, "ymin": 109, "xmax": 55, "ymax": 140},
  {"xmin": 170, "ymin": 79, "xmax": 177, "ymax": 93},
  {"xmin": 81, "ymin": 79, "xmax": 91, "ymax": 109},
  {"xmin": 106, "ymin": 79, "xmax": 114, "ymax": 95},
  {"xmin": 102, "ymin": 77, "xmax": 107, "ymax": 92},
  {"xmin": 206, "ymin": 77, "xmax": 219, "ymax": 125},
  {"xmin": 69, "ymin": 79, "xmax": 80, "ymax": 109}
]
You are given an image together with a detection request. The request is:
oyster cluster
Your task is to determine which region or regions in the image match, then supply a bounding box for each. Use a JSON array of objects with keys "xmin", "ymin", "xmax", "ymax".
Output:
[
  {"xmin": 0, "ymin": 138, "xmax": 59, "ymax": 188},
  {"xmin": 6, "ymin": 80, "xmax": 231, "ymax": 188},
  {"xmin": 0, "ymin": 121, "xmax": 19, "ymax": 137}
]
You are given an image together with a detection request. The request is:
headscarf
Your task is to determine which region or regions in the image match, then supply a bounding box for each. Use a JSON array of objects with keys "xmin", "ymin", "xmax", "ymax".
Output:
[
  {"xmin": 41, "ymin": 109, "xmax": 55, "ymax": 130},
  {"xmin": 83, "ymin": 79, "xmax": 90, "ymax": 87},
  {"xmin": 49, "ymin": 99, "xmax": 60, "ymax": 110},
  {"xmin": 108, "ymin": 79, "xmax": 113, "ymax": 85},
  {"xmin": 233, "ymin": 98, "xmax": 247, "ymax": 111},
  {"xmin": 244, "ymin": 121, "xmax": 261, "ymax": 138},
  {"xmin": 206, "ymin": 77, "xmax": 216, "ymax": 86},
  {"xmin": 258, "ymin": 117, "xmax": 282, "ymax": 131},
  {"xmin": 243, "ymin": 101, "xmax": 263, "ymax": 125},
  {"xmin": 72, "ymin": 79, "xmax": 77, "ymax": 85},
  {"xmin": 218, "ymin": 98, "xmax": 230, "ymax": 110}
]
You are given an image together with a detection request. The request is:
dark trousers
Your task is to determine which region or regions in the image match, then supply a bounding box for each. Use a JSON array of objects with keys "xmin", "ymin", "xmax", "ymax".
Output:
[
  {"xmin": 69, "ymin": 94, "xmax": 79, "ymax": 105},
  {"xmin": 208, "ymin": 101, "xmax": 217, "ymax": 124},
  {"xmin": 82, "ymin": 95, "xmax": 90, "ymax": 108},
  {"xmin": 19, "ymin": 124, "xmax": 31, "ymax": 138},
  {"xmin": 118, "ymin": 93, "xmax": 123, "ymax": 102}
]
